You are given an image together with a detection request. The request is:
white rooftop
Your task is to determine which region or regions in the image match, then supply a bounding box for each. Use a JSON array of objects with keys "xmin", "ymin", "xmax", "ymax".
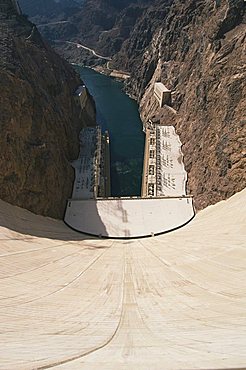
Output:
[
  {"xmin": 154, "ymin": 82, "xmax": 171, "ymax": 92},
  {"xmin": 143, "ymin": 125, "xmax": 188, "ymax": 198},
  {"xmin": 156, "ymin": 125, "xmax": 187, "ymax": 196},
  {"xmin": 71, "ymin": 127, "xmax": 99, "ymax": 200}
]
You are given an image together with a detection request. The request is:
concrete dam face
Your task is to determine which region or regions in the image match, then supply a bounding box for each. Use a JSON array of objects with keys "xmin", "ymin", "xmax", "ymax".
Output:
[{"xmin": 0, "ymin": 188, "xmax": 246, "ymax": 369}]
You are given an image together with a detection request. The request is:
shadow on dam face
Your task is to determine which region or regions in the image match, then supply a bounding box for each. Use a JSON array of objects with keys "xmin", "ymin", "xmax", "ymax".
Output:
[
  {"xmin": 0, "ymin": 189, "xmax": 245, "ymax": 369},
  {"xmin": 0, "ymin": 199, "xmax": 105, "ymax": 242},
  {"xmin": 0, "ymin": 196, "xmax": 195, "ymax": 241}
]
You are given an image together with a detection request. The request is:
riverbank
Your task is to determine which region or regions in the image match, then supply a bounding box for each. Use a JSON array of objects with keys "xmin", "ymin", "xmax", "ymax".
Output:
[
  {"xmin": 72, "ymin": 62, "xmax": 130, "ymax": 81},
  {"xmin": 93, "ymin": 65, "xmax": 131, "ymax": 81}
]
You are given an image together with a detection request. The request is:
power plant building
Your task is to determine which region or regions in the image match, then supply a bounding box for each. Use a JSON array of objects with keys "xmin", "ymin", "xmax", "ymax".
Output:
[{"xmin": 154, "ymin": 82, "xmax": 171, "ymax": 107}]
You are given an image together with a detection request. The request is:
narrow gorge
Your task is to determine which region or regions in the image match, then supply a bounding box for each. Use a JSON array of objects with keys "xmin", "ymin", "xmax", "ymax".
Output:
[
  {"xmin": 0, "ymin": 1, "xmax": 246, "ymax": 368},
  {"xmin": 22, "ymin": 0, "xmax": 245, "ymax": 211}
]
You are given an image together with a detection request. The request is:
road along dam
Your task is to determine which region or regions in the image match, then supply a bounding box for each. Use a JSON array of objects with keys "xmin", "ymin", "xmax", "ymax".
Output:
[{"xmin": 0, "ymin": 188, "xmax": 245, "ymax": 369}]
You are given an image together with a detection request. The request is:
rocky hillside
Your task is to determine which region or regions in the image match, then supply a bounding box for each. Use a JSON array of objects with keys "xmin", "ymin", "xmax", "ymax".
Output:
[
  {"xmin": 19, "ymin": 0, "xmax": 84, "ymax": 18},
  {"xmin": 0, "ymin": 2, "xmax": 96, "ymax": 218},
  {"xmin": 49, "ymin": 0, "xmax": 245, "ymax": 211},
  {"xmin": 18, "ymin": 0, "xmax": 152, "ymax": 64},
  {"xmin": 10, "ymin": 0, "xmax": 246, "ymax": 211},
  {"xmin": 127, "ymin": 0, "xmax": 246, "ymax": 210}
]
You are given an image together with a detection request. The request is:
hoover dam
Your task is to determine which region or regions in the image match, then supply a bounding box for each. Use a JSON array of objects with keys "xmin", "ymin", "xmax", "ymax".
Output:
[
  {"xmin": 1, "ymin": 2, "xmax": 245, "ymax": 369},
  {"xmin": 0, "ymin": 188, "xmax": 245, "ymax": 369}
]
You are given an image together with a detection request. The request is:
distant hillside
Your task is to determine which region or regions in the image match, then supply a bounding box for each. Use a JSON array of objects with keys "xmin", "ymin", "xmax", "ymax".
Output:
[
  {"xmin": 18, "ymin": 0, "xmax": 84, "ymax": 18},
  {"xmin": 20, "ymin": 0, "xmax": 153, "ymax": 64}
]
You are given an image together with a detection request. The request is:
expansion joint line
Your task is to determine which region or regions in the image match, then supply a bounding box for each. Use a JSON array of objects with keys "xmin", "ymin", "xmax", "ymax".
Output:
[{"xmin": 36, "ymin": 242, "xmax": 127, "ymax": 369}]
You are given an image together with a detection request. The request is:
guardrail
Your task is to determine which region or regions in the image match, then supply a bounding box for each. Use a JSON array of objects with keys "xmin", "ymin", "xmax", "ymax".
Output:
[{"xmin": 67, "ymin": 195, "xmax": 193, "ymax": 201}]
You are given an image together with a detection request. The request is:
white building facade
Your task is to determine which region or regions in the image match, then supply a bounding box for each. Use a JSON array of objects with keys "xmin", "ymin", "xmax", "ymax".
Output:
[{"xmin": 154, "ymin": 82, "xmax": 171, "ymax": 107}]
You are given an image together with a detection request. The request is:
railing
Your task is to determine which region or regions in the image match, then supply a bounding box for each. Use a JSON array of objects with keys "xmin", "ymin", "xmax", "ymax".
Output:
[{"xmin": 68, "ymin": 195, "xmax": 193, "ymax": 202}]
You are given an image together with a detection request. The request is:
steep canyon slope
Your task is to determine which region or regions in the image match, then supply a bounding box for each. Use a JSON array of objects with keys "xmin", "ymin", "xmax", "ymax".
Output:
[
  {"xmin": 74, "ymin": 0, "xmax": 246, "ymax": 210},
  {"xmin": 48, "ymin": 0, "xmax": 246, "ymax": 211},
  {"xmin": 12, "ymin": 0, "xmax": 246, "ymax": 210},
  {"xmin": 0, "ymin": 2, "xmax": 96, "ymax": 218},
  {"xmin": 124, "ymin": 0, "xmax": 246, "ymax": 210}
]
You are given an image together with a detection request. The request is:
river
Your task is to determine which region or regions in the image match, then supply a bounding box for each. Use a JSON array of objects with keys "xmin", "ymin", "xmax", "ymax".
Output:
[{"xmin": 76, "ymin": 66, "xmax": 145, "ymax": 197}]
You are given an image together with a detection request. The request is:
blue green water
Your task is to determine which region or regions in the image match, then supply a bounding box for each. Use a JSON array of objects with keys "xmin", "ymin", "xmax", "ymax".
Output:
[{"xmin": 76, "ymin": 66, "xmax": 145, "ymax": 197}]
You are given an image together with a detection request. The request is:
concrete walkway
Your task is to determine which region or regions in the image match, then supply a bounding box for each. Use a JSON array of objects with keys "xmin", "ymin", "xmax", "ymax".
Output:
[{"xmin": 0, "ymin": 189, "xmax": 245, "ymax": 369}]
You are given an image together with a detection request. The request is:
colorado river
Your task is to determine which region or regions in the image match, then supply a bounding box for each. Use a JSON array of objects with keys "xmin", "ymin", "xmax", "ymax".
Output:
[{"xmin": 76, "ymin": 66, "xmax": 145, "ymax": 197}]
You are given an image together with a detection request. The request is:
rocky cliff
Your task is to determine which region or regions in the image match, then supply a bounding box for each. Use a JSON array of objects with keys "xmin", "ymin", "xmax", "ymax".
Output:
[
  {"xmin": 50, "ymin": 0, "xmax": 245, "ymax": 211},
  {"xmin": 11, "ymin": 0, "xmax": 246, "ymax": 211},
  {"xmin": 0, "ymin": 3, "xmax": 96, "ymax": 218},
  {"xmin": 19, "ymin": 0, "xmax": 84, "ymax": 18},
  {"xmin": 18, "ymin": 0, "xmax": 152, "ymax": 65},
  {"xmin": 126, "ymin": 0, "xmax": 246, "ymax": 210}
]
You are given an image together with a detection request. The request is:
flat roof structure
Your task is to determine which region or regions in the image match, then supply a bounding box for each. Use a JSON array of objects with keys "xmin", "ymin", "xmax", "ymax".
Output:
[
  {"xmin": 156, "ymin": 125, "xmax": 187, "ymax": 196},
  {"xmin": 154, "ymin": 82, "xmax": 171, "ymax": 93},
  {"xmin": 0, "ymin": 189, "xmax": 245, "ymax": 369},
  {"xmin": 65, "ymin": 196, "xmax": 194, "ymax": 238},
  {"xmin": 142, "ymin": 125, "xmax": 188, "ymax": 198},
  {"xmin": 71, "ymin": 127, "xmax": 101, "ymax": 200},
  {"xmin": 154, "ymin": 82, "xmax": 171, "ymax": 107}
]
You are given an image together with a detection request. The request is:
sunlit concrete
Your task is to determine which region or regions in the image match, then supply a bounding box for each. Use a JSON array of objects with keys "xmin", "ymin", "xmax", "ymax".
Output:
[
  {"xmin": 142, "ymin": 125, "xmax": 188, "ymax": 198},
  {"xmin": 0, "ymin": 189, "xmax": 245, "ymax": 369},
  {"xmin": 154, "ymin": 82, "xmax": 171, "ymax": 107},
  {"xmin": 65, "ymin": 197, "xmax": 194, "ymax": 238},
  {"xmin": 68, "ymin": 125, "xmax": 193, "ymax": 238}
]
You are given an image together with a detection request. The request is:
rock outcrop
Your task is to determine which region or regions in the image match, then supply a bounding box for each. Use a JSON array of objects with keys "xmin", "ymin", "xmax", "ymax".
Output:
[{"xmin": 0, "ymin": 2, "xmax": 96, "ymax": 218}]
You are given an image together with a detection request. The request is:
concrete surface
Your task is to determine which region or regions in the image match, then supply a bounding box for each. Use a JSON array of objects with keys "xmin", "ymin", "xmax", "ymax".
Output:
[
  {"xmin": 65, "ymin": 197, "xmax": 194, "ymax": 238},
  {"xmin": 71, "ymin": 127, "xmax": 101, "ymax": 200},
  {"xmin": 142, "ymin": 125, "xmax": 188, "ymax": 198},
  {"xmin": 0, "ymin": 188, "xmax": 245, "ymax": 369}
]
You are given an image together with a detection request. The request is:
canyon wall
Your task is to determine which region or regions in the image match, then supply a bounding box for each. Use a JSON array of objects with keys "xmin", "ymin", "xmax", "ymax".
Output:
[
  {"xmin": 57, "ymin": 0, "xmax": 245, "ymax": 210},
  {"xmin": 6, "ymin": 0, "xmax": 246, "ymax": 211},
  {"xmin": 130, "ymin": 0, "xmax": 246, "ymax": 210},
  {"xmin": 0, "ymin": 4, "xmax": 96, "ymax": 218}
]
